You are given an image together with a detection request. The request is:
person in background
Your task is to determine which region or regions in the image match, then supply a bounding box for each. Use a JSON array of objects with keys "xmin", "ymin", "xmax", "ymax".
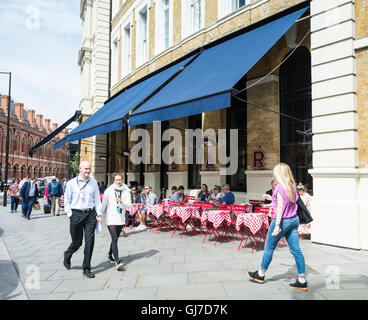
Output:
[
  {"xmin": 125, "ymin": 186, "xmax": 141, "ymax": 228},
  {"xmin": 19, "ymin": 177, "xmax": 40, "ymax": 220},
  {"xmin": 19, "ymin": 176, "xmax": 28, "ymax": 190},
  {"xmin": 248, "ymin": 163, "xmax": 308, "ymax": 291},
  {"xmin": 136, "ymin": 186, "xmax": 158, "ymax": 231},
  {"xmin": 208, "ymin": 185, "xmax": 222, "ymax": 204},
  {"xmin": 8, "ymin": 179, "xmax": 20, "ymax": 213},
  {"xmin": 99, "ymin": 181, "xmax": 107, "ymax": 194},
  {"xmin": 263, "ymin": 180, "xmax": 278, "ymax": 205},
  {"xmin": 220, "ymin": 184, "xmax": 235, "ymax": 205},
  {"xmin": 101, "ymin": 173, "xmax": 131, "ymax": 271},
  {"xmin": 197, "ymin": 184, "xmax": 210, "ymax": 202},
  {"xmin": 170, "ymin": 185, "xmax": 186, "ymax": 202},
  {"xmin": 296, "ymin": 183, "xmax": 312, "ymax": 238},
  {"xmin": 170, "ymin": 186, "xmax": 177, "ymax": 197},
  {"xmin": 47, "ymin": 176, "xmax": 64, "ymax": 216}
]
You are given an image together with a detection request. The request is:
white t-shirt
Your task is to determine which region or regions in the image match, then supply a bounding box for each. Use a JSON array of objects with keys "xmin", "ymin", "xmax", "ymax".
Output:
[{"xmin": 209, "ymin": 192, "xmax": 222, "ymax": 203}]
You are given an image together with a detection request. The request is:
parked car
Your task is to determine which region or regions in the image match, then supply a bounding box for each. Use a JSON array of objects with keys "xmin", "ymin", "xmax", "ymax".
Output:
[
  {"xmin": 37, "ymin": 177, "xmax": 54, "ymax": 197},
  {"xmin": 0, "ymin": 178, "xmax": 15, "ymax": 192}
]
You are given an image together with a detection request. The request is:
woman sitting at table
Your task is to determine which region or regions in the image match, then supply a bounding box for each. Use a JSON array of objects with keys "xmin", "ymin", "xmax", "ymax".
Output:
[
  {"xmin": 125, "ymin": 186, "xmax": 141, "ymax": 228},
  {"xmin": 136, "ymin": 186, "xmax": 158, "ymax": 231},
  {"xmin": 296, "ymin": 182, "xmax": 312, "ymax": 239},
  {"xmin": 197, "ymin": 184, "xmax": 210, "ymax": 202},
  {"xmin": 208, "ymin": 185, "xmax": 222, "ymax": 204}
]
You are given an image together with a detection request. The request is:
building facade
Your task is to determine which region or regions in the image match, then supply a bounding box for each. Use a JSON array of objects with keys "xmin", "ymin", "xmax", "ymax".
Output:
[
  {"xmin": 0, "ymin": 94, "xmax": 69, "ymax": 180},
  {"xmin": 77, "ymin": 0, "xmax": 368, "ymax": 250},
  {"xmin": 79, "ymin": 0, "xmax": 111, "ymax": 181}
]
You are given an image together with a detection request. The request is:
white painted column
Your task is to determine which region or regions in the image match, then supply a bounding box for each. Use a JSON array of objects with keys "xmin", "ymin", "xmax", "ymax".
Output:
[{"xmin": 309, "ymin": 0, "xmax": 367, "ymax": 249}]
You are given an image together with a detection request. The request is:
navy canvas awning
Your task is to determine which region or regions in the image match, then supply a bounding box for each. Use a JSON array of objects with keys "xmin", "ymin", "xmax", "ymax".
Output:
[
  {"xmin": 53, "ymin": 137, "xmax": 66, "ymax": 150},
  {"xmin": 128, "ymin": 7, "xmax": 308, "ymax": 127},
  {"xmin": 66, "ymin": 55, "xmax": 196, "ymax": 143},
  {"xmin": 29, "ymin": 110, "xmax": 81, "ymax": 157}
]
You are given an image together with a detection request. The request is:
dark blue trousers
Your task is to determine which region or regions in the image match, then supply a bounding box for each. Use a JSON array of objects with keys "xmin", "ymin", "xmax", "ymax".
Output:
[{"xmin": 22, "ymin": 197, "xmax": 36, "ymax": 219}]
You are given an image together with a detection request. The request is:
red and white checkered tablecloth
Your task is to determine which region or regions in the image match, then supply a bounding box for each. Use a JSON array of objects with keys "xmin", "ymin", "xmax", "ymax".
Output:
[
  {"xmin": 201, "ymin": 210, "xmax": 232, "ymax": 229},
  {"xmin": 169, "ymin": 206, "xmax": 199, "ymax": 223},
  {"xmin": 128, "ymin": 203, "xmax": 145, "ymax": 215},
  {"xmin": 147, "ymin": 204, "xmax": 166, "ymax": 219},
  {"xmin": 235, "ymin": 213, "xmax": 270, "ymax": 235}
]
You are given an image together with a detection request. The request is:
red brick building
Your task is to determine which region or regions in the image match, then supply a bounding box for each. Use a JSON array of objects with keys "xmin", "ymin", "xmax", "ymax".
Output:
[{"xmin": 0, "ymin": 94, "xmax": 69, "ymax": 180}]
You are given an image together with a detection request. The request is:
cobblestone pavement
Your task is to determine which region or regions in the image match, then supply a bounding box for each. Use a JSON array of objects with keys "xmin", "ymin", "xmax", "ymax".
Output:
[{"xmin": 1, "ymin": 204, "xmax": 368, "ymax": 300}]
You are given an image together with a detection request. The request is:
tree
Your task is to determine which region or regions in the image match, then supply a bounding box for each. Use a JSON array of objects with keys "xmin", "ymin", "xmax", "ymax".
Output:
[{"xmin": 67, "ymin": 152, "xmax": 79, "ymax": 177}]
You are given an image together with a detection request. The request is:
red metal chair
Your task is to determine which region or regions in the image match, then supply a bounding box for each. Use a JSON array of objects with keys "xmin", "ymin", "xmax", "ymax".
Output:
[
  {"xmin": 253, "ymin": 206, "xmax": 288, "ymax": 251},
  {"xmin": 186, "ymin": 195, "xmax": 195, "ymax": 202}
]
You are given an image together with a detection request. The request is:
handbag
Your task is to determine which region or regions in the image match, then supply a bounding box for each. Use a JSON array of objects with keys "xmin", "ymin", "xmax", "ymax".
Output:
[
  {"xmin": 296, "ymin": 195, "xmax": 313, "ymax": 225},
  {"xmin": 33, "ymin": 201, "xmax": 41, "ymax": 211}
]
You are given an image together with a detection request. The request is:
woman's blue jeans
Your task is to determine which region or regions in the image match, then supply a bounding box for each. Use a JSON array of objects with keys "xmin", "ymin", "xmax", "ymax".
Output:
[
  {"xmin": 260, "ymin": 215, "xmax": 306, "ymax": 277},
  {"xmin": 10, "ymin": 196, "xmax": 19, "ymax": 211}
]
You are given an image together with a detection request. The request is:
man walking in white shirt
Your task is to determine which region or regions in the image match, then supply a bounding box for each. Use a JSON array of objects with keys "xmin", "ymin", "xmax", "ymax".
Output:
[{"xmin": 63, "ymin": 161, "xmax": 102, "ymax": 278}]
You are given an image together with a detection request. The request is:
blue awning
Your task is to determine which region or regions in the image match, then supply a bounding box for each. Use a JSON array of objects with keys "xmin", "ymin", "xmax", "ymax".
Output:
[
  {"xmin": 66, "ymin": 55, "xmax": 195, "ymax": 142},
  {"xmin": 128, "ymin": 7, "xmax": 308, "ymax": 127},
  {"xmin": 53, "ymin": 137, "xmax": 66, "ymax": 150}
]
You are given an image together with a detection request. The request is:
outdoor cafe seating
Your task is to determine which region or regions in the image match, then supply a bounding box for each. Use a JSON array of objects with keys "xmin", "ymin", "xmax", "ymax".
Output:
[{"xmin": 126, "ymin": 195, "xmax": 281, "ymax": 254}]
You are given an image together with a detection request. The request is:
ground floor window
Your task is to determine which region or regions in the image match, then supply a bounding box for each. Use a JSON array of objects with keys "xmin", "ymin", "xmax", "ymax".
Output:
[
  {"xmin": 226, "ymin": 78, "xmax": 247, "ymax": 192},
  {"xmin": 188, "ymin": 114, "xmax": 202, "ymax": 189},
  {"xmin": 280, "ymin": 47, "xmax": 312, "ymax": 193}
]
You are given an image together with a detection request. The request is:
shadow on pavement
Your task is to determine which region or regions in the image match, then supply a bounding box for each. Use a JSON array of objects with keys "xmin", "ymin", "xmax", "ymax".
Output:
[
  {"xmin": 91, "ymin": 249, "xmax": 160, "ymax": 275},
  {"xmin": 124, "ymin": 249, "xmax": 159, "ymax": 266},
  {"xmin": 0, "ymin": 227, "xmax": 3, "ymax": 237},
  {"xmin": 0, "ymin": 260, "xmax": 22, "ymax": 300}
]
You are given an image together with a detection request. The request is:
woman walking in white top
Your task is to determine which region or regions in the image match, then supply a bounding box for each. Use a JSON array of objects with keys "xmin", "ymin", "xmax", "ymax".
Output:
[{"xmin": 101, "ymin": 173, "xmax": 131, "ymax": 271}]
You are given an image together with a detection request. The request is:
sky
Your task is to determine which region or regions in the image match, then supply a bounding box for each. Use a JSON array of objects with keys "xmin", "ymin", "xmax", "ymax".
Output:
[{"xmin": 0, "ymin": 0, "xmax": 81, "ymax": 129}]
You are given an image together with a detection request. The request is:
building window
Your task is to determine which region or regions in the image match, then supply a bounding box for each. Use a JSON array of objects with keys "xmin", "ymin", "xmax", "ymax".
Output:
[
  {"xmin": 188, "ymin": 114, "xmax": 202, "ymax": 189},
  {"xmin": 182, "ymin": 0, "xmax": 204, "ymax": 38},
  {"xmin": 122, "ymin": 23, "xmax": 131, "ymax": 77},
  {"xmin": 232, "ymin": 0, "xmax": 246, "ymax": 11},
  {"xmin": 163, "ymin": 0, "xmax": 170, "ymax": 49},
  {"xmin": 280, "ymin": 47, "xmax": 312, "ymax": 194},
  {"xmin": 226, "ymin": 76, "xmax": 247, "ymax": 192},
  {"xmin": 218, "ymin": 0, "xmax": 248, "ymax": 19},
  {"xmin": 137, "ymin": 5, "xmax": 148, "ymax": 66},
  {"xmin": 111, "ymin": 34, "xmax": 119, "ymax": 84},
  {"xmin": 156, "ymin": 0, "xmax": 172, "ymax": 54}
]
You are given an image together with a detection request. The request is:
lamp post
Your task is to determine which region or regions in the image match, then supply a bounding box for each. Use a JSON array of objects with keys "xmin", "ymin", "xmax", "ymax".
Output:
[{"xmin": 0, "ymin": 72, "xmax": 11, "ymax": 207}]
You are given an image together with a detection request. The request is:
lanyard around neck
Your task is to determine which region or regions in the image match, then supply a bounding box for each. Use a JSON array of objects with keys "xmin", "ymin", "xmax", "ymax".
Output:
[{"xmin": 76, "ymin": 177, "xmax": 90, "ymax": 192}]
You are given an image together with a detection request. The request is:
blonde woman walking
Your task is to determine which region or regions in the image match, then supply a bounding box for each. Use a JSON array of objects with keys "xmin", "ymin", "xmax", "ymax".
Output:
[
  {"xmin": 248, "ymin": 163, "xmax": 308, "ymax": 291},
  {"xmin": 101, "ymin": 173, "xmax": 131, "ymax": 271}
]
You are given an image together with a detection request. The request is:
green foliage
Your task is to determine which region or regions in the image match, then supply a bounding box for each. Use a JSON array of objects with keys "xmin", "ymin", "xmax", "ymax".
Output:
[{"xmin": 68, "ymin": 152, "xmax": 79, "ymax": 177}]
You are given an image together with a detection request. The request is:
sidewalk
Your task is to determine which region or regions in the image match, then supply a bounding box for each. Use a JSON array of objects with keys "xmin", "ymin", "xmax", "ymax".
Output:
[{"xmin": 0, "ymin": 204, "xmax": 368, "ymax": 300}]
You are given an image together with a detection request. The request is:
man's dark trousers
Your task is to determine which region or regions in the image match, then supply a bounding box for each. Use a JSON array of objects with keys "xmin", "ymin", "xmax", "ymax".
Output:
[
  {"xmin": 65, "ymin": 209, "xmax": 97, "ymax": 271},
  {"xmin": 23, "ymin": 197, "xmax": 36, "ymax": 219}
]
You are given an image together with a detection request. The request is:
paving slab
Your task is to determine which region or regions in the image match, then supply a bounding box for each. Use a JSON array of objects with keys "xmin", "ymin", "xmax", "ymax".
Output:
[
  {"xmin": 53, "ymin": 277, "xmax": 109, "ymax": 293},
  {"xmin": 136, "ymin": 272, "xmax": 188, "ymax": 288},
  {"xmin": 157, "ymin": 283, "xmax": 227, "ymax": 300},
  {"xmin": 188, "ymin": 270, "xmax": 247, "ymax": 284},
  {"xmin": 69, "ymin": 289, "xmax": 120, "ymax": 300},
  {"xmin": 117, "ymin": 287, "xmax": 158, "ymax": 300}
]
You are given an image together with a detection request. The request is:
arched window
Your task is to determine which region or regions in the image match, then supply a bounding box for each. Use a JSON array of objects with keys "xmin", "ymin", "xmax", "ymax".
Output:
[{"xmin": 279, "ymin": 47, "xmax": 312, "ymax": 193}]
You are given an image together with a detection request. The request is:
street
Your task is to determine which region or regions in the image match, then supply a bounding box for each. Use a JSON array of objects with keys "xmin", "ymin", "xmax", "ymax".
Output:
[{"xmin": 1, "ymin": 202, "xmax": 368, "ymax": 300}]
